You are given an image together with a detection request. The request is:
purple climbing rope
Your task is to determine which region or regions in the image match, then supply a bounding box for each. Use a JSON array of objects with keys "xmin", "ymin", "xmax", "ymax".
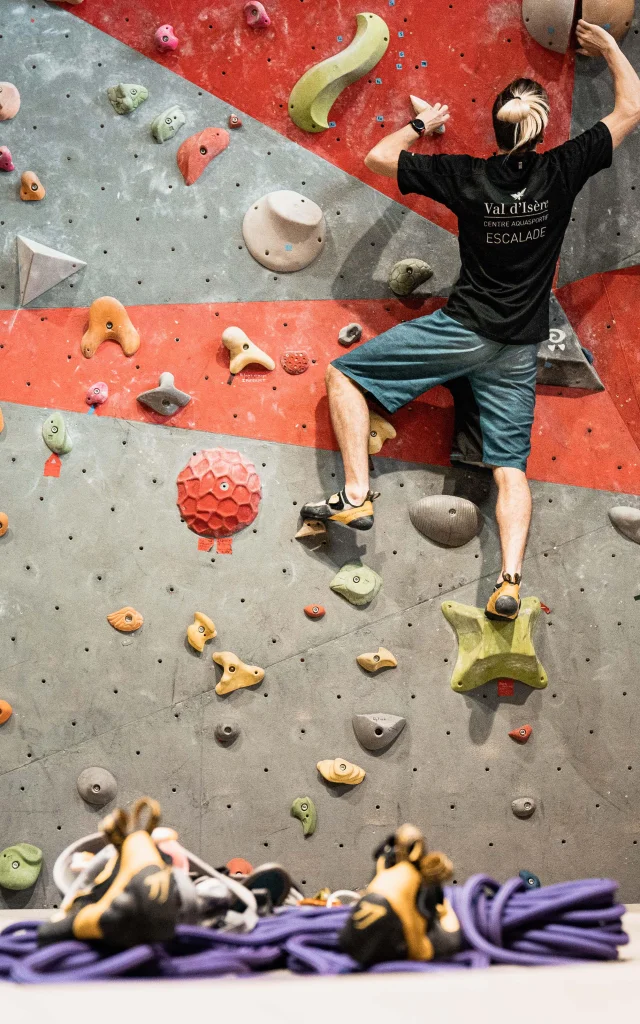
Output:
[{"xmin": 0, "ymin": 876, "xmax": 628, "ymax": 982}]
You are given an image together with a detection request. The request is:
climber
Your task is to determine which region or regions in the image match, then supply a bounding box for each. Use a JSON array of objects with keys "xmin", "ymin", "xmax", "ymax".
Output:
[{"xmin": 303, "ymin": 20, "xmax": 640, "ymax": 621}]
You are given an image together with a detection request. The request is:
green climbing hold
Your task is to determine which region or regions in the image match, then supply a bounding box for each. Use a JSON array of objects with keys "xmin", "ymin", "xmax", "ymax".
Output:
[
  {"xmin": 151, "ymin": 105, "xmax": 186, "ymax": 143},
  {"xmin": 442, "ymin": 598, "xmax": 547, "ymax": 692},
  {"xmin": 330, "ymin": 560, "xmax": 382, "ymax": 606},
  {"xmin": 0, "ymin": 843, "xmax": 43, "ymax": 890},
  {"xmin": 291, "ymin": 796, "xmax": 317, "ymax": 836},
  {"xmin": 42, "ymin": 411, "xmax": 72, "ymax": 454},
  {"xmin": 288, "ymin": 13, "xmax": 390, "ymax": 133},
  {"xmin": 107, "ymin": 84, "xmax": 149, "ymax": 115},
  {"xmin": 388, "ymin": 258, "xmax": 433, "ymax": 296}
]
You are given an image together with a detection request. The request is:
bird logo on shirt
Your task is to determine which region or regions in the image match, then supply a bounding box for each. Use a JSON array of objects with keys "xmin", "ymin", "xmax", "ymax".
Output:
[{"xmin": 511, "ymin": 188, "xmax": 527, "ymax": 200}]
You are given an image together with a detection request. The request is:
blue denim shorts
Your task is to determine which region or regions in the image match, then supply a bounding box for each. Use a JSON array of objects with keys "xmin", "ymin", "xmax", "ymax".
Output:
[{"xmin": 332, "ymin": 307, "xmax": 538, "ymax": 472}]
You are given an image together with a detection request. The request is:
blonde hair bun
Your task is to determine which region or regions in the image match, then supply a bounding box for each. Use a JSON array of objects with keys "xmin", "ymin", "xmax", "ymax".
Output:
[{"xmin": 497, "ymin": 97, "xmax": 532, "ymax": 123}]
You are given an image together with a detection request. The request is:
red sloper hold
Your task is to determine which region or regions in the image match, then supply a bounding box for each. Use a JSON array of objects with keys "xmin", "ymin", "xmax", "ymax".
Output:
[
  {"xmin": 177, "ymin": 128, "xmax": 230, "ymax": 185},
  {"xmin": 176, "ymin": 448, "xmax": 261, "ymax": 538},
  {"xmin": 509, "ymin": 725, "xmax": 532, "ymax": 744}
]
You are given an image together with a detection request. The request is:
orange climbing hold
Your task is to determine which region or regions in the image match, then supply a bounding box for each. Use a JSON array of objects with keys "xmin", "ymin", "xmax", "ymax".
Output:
[
  {"xmin": 0, "ymin": 700, "xmax": 12, "ymax": 725},
  {"xmin": 509, "ymin": 724, "xmax": 532, "ymax": 744},
  {"xmin": 81, "ymin": 297, "xmax": 141, "ymax": 358},
  {"xmin": 177, "ymin": 128, "xmax": 230, "ymax": 186},
  {"xmin": 227, "ymin": 857, "xmax": 253, "ymax": 876},
  {"xmin": 304, "ymin": 604, "xmax": 325, "ymax": 619},
  {"xmin": 20, "ymin": 171, "xmax": 45, "ymax": 201},
  {"xmin": 0, "ymin": 512, "xmax": 7, "ymax": 537}
]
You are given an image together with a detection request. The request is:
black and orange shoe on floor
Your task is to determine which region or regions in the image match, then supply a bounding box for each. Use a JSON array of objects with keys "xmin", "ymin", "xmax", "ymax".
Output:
[
  {"xmin": 301, "ymin": 489, "xmax": 378, "ymax": 531},
  {"xmin": 485, "ymin": 573, "xmax": 522, "ymax": 621}
]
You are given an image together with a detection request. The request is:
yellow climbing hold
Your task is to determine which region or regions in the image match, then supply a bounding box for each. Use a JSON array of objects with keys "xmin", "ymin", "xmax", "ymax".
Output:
[
  {"xmin": 222, "ymin": 326, "xmax": 275, "ymax": 375},
  {"xmin": 356, "ymin": 647, "xmax": 397, "ymax": 672},
  {"xmin": 368, "ymin": 411, "xmax": 396, "ymax": 455},
  {"xmin": 288, "ymin": 13, "xmax": 390, "ymax": 133},
  {"xmin": 212, "ymin": 651, "xmax": 265, "ymax": 695},
  {"xmin": 187, "ymin": 612, "xmax": 217, "ymax": 652}
]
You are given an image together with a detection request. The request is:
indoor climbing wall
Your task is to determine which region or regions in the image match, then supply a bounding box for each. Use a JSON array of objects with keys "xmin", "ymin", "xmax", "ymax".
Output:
[{"xmin": 1, "ymin": 0, "xmax": 640, "ymax": 910}]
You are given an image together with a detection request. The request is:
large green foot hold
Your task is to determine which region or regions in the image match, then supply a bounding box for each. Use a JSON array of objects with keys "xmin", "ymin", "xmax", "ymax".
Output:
[
  {"xmin": 0, "ymin": 843, "xmax": 43, "ymax": 890},
  {"xmin": 442, "ymin": 597, "xmax": 547, "ymax": 692}
]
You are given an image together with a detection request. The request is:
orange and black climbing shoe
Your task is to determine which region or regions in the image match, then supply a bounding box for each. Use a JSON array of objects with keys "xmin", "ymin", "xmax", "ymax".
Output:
[
  {"xmin": 301, "ymin": 489, "xmax": 378, "ymax": 531},
  {"xmin": 485, "ymin": 573, "xmax": 521, "ymax": 621}
]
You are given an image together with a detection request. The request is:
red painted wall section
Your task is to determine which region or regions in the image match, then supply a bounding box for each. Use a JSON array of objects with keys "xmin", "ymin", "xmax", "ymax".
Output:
[
  {"xmin": 63, "ymin": 0, "xmax": 576, "ymax": 236},
  {"xmin": 2, "ymin": 292, "xmax": 639, "ymax": 494}
]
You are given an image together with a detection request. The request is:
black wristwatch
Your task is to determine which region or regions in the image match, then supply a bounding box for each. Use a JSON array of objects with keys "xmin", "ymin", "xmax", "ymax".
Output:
[{"xmin": 409, "ymin": 118, "xmax": 426, "ymax": 136}]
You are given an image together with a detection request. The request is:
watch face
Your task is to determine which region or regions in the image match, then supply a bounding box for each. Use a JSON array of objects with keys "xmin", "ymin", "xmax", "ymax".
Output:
[{"xmin": 413, "ymin": 119, "xmax": 425, "ymax": 130}]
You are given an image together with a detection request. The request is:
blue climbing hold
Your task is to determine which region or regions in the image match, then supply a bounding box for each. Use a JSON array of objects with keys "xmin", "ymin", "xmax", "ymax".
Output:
[
  {"xmin": 519, "ymin": 869, "xmax": 541, "ymax": 889},
  {"xmin": 581, "ymin": 346, "xmax": 594, "ymax": 364}
]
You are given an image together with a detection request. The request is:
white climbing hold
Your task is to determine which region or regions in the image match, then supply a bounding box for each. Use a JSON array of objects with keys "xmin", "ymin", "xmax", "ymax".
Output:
[{"xmin": 17, "ymin": 236, "xmax": 86, "ymax": 306}]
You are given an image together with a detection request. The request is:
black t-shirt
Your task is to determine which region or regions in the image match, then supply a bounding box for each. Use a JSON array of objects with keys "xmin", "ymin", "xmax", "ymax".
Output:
[{"xmin": 397, "ymin": 121, "xmax": 613, "ymax": 344}]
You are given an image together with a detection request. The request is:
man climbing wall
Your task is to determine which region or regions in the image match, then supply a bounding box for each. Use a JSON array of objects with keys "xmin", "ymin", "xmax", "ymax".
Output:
[{"xmin": 303, "ymin": 19, "xmax": 640, "ymax": 622}]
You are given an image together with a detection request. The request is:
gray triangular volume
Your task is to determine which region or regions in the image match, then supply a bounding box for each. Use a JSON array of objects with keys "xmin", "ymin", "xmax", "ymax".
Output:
[
  {"xmin": 536, "ymin": 294, "xmax": 604, "ymax": 391},
  {"xmin": 17, "ymin": 236, "xmax": 87, "ymax": 306}
]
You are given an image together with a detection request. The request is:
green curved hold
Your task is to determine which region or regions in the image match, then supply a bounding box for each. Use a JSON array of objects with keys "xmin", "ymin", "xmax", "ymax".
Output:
[
  {"xmin": 0, "ymin": 843, "xmax": 43, "ymax": 891},
  {"xmin": 42, "ymin": 411, "xmax": 72, "ymax": 455},
  {"xmin": 291, "ymin": 796, "xmax": 317, "ymax": 836},
  {"xmin": 107, "ymin": 84, "xmax": 149, "ymax": 115},
  {"xmin": 442, "ymin": 597, "xmax": 548, "ymax": 693},
  {"xmin": 288, "ymin": 12, "xmax": 390, "ymax": 133}
]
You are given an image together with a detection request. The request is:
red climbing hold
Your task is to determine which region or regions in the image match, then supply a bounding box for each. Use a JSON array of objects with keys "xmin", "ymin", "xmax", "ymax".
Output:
[
  {"xmin": 228, "ymin": 114, "xmax": 242, "ymax": 129},
  {"xmin": 509, "ymin": 724, "xmax": 532, "ymax": 744},
  {"xmin": 540, "ymin": 602, "xmax": 551, "ymax": 614},
  {"xmin": 497, "ymin": 678, "xmax": 514, "ymax": 697},
  {"xmin": 177, "ymin": 128, "xmax": 230, "ymax": 186},
  {"xmin": 43, "ymin": 453, "xmax": 61, "ymax": 478},
  {"xmin": 304, "ymin": 604, "xmax": 325, "ymax": 619},
  {"xmin": 281, "ymin": 351, "xmax": 310, "ymax": 375},
  {"xmin": 176, "ymin": 448, "xmax": 261, "ymax": 538}
]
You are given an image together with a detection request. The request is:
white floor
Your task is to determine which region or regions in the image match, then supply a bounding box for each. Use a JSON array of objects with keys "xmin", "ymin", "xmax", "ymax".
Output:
[{"xmin": 1, "ymin": 907, "xmax": 639, "ymax": 1022}]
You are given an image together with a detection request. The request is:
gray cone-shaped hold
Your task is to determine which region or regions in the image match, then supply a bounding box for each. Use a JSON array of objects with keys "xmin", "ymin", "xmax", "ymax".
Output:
[
  {"xmin": 352, "ymin": 713, "xmax": 406, "ymax": 751},
  {"xmin": 214, "ymin": 720, "xmax": 240, "ymax": 745},
  {"xmin": 388, "ymin": 258, "xmax": 433, "ymax": 296},
  {"xmin": 76, "ymin": 767, "xmax": 117, "ymax": 808},
  {"xmin": 136, "ymin": 372, "xmax": 191, "ymax": 416},
  {"xmin": 409, "ymin": 494, "xmax": 482, "ymax": 547},
  {"xmin": 511, "ymin": 796, "xmax": 536, "ymax": 819},
  {"xmin": 536, "ymin": 294, "xmax": 604, "ymax": 391},
  {"xmin": 608, "ymin": 506, "xmax": 640, "ymax": 544}
]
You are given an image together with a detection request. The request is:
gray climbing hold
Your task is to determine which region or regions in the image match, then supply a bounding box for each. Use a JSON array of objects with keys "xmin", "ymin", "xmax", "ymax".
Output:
[
  {"xmin": 107, "ymin": 84, "xmax": 149, "ymax": 115},
  {"xmin": 608, "ymin": 506, "xmax": 640, "ymax": 544},
  {"xmin": 330, "ymin": 560, "xmax": 382, "ymax": 606},
  {"xmin": 512, "ymin": 797, "xmax": 536, "ymax": 820},
  {"xmin": 388, "ymin": 258, "xmax": 433, "ymax": 296},
  {"xmin": 352, "ymin": 713, "xmax": 406, "ymax": 751},
  {"xmin": 536, "ymin": 294, "xmax": 604, "ymax": 391},
  {"xmin": 17, "ymin": 235, "xmax": 86, "ymax": 306},
  {"xmin": 151, "ymin": 105, "xmax": 186, "ymax": 143},
  {"xmin": 214, "ymin": 720, "xmax": 240, "ymax": 745},
  {"xmin": 76, "ymin": 767, "xmax": 117, "ymax": 808},
  {"xmin": 409, "ymin": 494, "xmax": 482, "ymax": 547},
  {"xmin": 136, "ymin": 372, "xmax": 191, "ymax": 416},
  {"xmin": 338, "ymin": 322, "xmax": 362, "ymax": 347}
]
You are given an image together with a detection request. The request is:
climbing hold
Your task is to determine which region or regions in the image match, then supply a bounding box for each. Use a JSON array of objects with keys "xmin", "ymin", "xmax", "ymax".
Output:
[
  {"xmin": 76, "ymin": 767, "xmax": 117, "ymax": 808},
  {"xmin": 519, "ymin": 870, "xmax": 541, "ymax": 889},
  {"xmin": 0, "ymin": 146, "xmax": 14, "ymax": 171},
  {"xmin": 608, "ymin": 506, "xmax": 640, "ymax": 544},
  {"xmin": 288, "ymin": 13, "xmax": 389, "ymax": 132},
  {"xmin": 0, "ymin": 700, "xmax": 12, "ymax": 725},
  {"xmin": 213, "ymin": 651, "xmax": 265, "ymax": 695},
  {"xmin": 304, "ymin": 604, "xmax": 325, "ymax": 619},
  {"xmin": 177, "ymin": 127, "xmax": 230, "ymax": 185},
  {"xmin": 20, "ymin": 171, "xmax": 45, "ymax": 202},
  {"xmin": 442, "ymin": 598, "xmax": 547, "ymax": 692},
  {"xmin": 107, "ymin": 84, "xmax": 149, "ymax": 115},
  {"xmin": 137, "ymin": 372, "xmax": 191, "ymax": 416},
  {"xmin": 86, "ymin": 382, "xmax": 108, "ymax": 406},
  {"xmin": 368, "ymin": 411, "xmax": 396, "ymax": 455},
  {"xmin": 330, "ymin": 560, "xmax": 382, "ymax": 606},
  {"xmin": 228, "ymin": 114, "xmax": 242, "ymax": 129},
  {"xmin": 242, "ymin": 190, "xmax": 326, "ymax": 272},
  {"xmin": 338, "ymin": 322, "xmax": 363, "ymax": 347},
  {"xmin": 512, "ymin": 797, "xmax": 536, "ymax": 820},
  {"xmin": 0, "ymin": 82, "xmax": 20, "ymax": 121},
  {"xmin": 187, "ymin": 612, "xmax": 217, "ymax": 652},
  {"xmin": 521, "ymin": 0, "xmax": 575, "ymax": 53},
  {"xmin": 0, "ymin": 844, "xmax": 43, "ymax": 891},
  {"xmin": 356, "ymin": 647, "xmax": 397, "ymax": 672},
  {"xmin": 538, "ymin": 297, "xmax": 604, "ymax": 390},
  {"xmin": 107, "ymin": 607, "xmax": 144, "ymax": 633},
  {"xmin": 295, "ymin": 519, "xmax": 328, "ymax": 541},
  {"xmin": 388, "ymin": 258, "xmax": 433, "ymax": 296},
  {"xmin": 509, "ymin": 724, "xmax": 532, "ymax": 744},
  {"xmin": 582, "ymin": 1, "xmax": 634, "ymax": 44},
  {"xmin": 291, "ymin": 797, "xmax": 317, "ymax": 836},
  {"xmin": 222, "ymin": 326, "xmax": 276, "ymax": 375},
  {"xmin": 17, "ymin": 236, "xmax": 86, "ymax": 307},
  {"xmin": 317, "ymin": 758, "xmax": 365, "ymax": 785},
  {"xmin": 409, "ymin": 495, "xmax": 483, "ymax": 547},
  {"xmin": 281, "ymin": 351, "xmax": 309, "ymax": 375},
  {"xmin": 214, "ymin": 720, "xmax": 240, "ymax": 744},
  {"xmin": 154, "ymin": 24, "xmax": 179, "ymax": 52},
  {"xmin": 352, "ymin": 713, "xmax": 406, "ymax": 751},
  {"xmin": 227, "ymin": 857, "xmax": 253, "ymax": 876},
  {"xmin": 244, "ymin": 2, "xmax": 271, "ymax": 27},
  {"xmin": 82, "ymin": 297, "xmax": 140, "ymax": 358},
  {"xmin": 176, "ymin": 449, "xmax": 262, "ymax": 537},
  {"xmin": 42, "ymin": 412, "xmax": 72, "ymax": 455},
  {"xmin": 0, "ymin": 513, "xmax": 8, "ymax": 537},
  {"xmin": 150, "ymin": 105, "xmax": 186, "ymax": 143}
]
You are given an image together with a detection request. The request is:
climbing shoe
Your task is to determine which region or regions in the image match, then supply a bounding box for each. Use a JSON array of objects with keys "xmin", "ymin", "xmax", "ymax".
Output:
[
  {"xmin": 301, "ymin": 489, "xmax": 378, "ymax": 531},
  {"xmin": 485, "ymin": 573, "xmax": 521, "ymax": 621}
]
